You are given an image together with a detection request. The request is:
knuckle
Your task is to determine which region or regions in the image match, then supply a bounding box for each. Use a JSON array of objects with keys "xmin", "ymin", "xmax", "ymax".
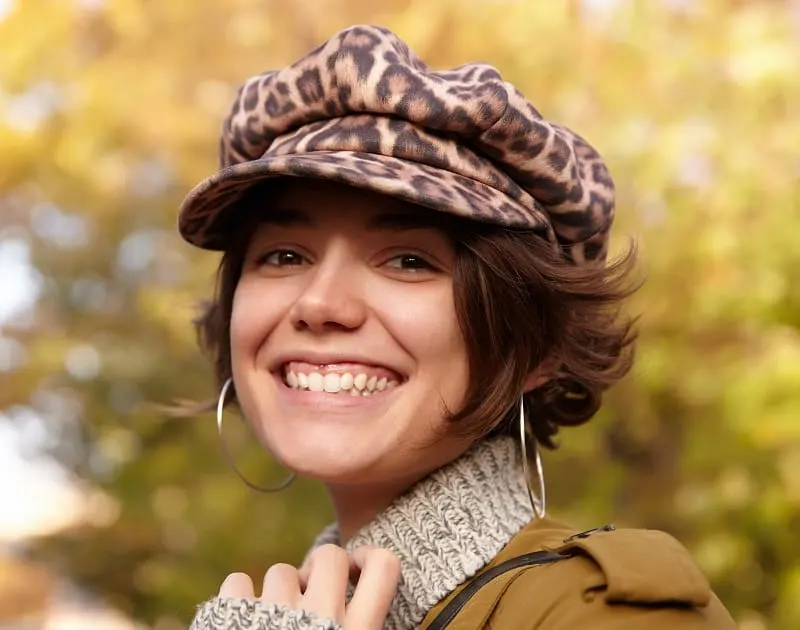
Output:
[
  {"xmin": 367, "ymin": 547, "xmax": 401, "ymax": 571},
  {"xmin": 311, "ymin": 543, "xmax": 348, "ymax": 563},
  {"xmin": 219, "ymin": 571, "xmax": 254, "ymax": 597},
  {"xmin": 264, "ymin": 562, "xmax": 297, "ymax": 580},
  {"xmin": 225, "ymin": 571, "xmax": 249, "ymax": 580}
]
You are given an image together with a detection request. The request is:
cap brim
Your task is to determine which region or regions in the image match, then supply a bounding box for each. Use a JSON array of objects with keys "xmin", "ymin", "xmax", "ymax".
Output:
[{"xmin": 178, "ymin": 151, "xmax": 547, "ymax": 250}]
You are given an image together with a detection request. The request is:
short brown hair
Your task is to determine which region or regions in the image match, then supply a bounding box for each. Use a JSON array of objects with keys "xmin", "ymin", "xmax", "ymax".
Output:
[{"xmin": 193, "ymin": 200, "xmax": 638, "ymax": 449}]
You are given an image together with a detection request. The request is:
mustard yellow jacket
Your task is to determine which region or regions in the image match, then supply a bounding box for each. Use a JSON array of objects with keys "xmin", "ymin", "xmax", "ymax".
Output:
[{"xmin": 419, "ymin": 517, "xmax": 736, "ymax": 629}]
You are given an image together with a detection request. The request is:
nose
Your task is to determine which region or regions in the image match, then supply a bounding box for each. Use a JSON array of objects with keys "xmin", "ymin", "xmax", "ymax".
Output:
[{"xmin": 288, "ymin": 247, "xmax": 367, "ymax": 334}]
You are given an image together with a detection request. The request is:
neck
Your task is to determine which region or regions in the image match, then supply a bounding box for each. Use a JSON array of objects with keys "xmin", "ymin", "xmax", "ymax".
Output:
[
  {"xmin": 326, "ymin": 480, "xmax": 407, "ymax": 543},
  {"xmin": 326, "ymin": 461, "xmax": 448, "ymax": 542},
  {"xmin": 311, "ymin": 436, "xmax": 535, "ymax": 630},
  {"xmin": 324, "ymin": 441, "xmax": 472, "ymax": 542}
]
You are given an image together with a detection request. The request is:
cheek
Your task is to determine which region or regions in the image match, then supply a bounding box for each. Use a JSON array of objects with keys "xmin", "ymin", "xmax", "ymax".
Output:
[
  {"xmin": 379, "ymin": 284, "xmax": 467, "ymax": 367},
  {"xmin": 230, "ymin": 281, "xmax": 279, "ymax": 364}
]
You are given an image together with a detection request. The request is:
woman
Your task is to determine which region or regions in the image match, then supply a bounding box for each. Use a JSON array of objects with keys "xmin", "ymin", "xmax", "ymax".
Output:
[{"xmin": 179, "ymin": 25, "xmax": 736, "ymax": 629}]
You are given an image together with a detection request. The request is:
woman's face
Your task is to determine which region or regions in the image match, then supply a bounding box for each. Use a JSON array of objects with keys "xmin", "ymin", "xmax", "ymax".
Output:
[{"xmin": 230, "ymin": 180, "xmax": 475, "ymax": 490}]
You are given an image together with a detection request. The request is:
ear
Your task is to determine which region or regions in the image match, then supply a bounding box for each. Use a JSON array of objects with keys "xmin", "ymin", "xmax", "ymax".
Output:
[{"xmin": 522, "ymin": 357, "xmax": 559, "ymax": 393}]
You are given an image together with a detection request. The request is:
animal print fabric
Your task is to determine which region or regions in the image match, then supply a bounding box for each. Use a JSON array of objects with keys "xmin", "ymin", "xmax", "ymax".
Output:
[{"xmin": 179, "ymin": 24, "xmax": 615, "ymax": 265}]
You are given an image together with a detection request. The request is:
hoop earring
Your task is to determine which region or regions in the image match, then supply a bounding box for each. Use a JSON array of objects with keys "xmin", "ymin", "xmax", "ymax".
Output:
[
  {"xmin": 217, "ymin": 377, "xmax": 296, "ymax": 493},
  {"xmin": 519, "ymin": 395, "xmax": 546, "ymax": 519}
]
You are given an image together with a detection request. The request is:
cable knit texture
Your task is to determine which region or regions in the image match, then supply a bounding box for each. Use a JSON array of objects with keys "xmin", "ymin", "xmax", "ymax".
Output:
[
  {"xmin": 190, "ymin": 600, "xmax": 341, "ymax": 630},
  {"xmin": 189, "ymin": 437, "xmax": 533, "ymax": 630}
]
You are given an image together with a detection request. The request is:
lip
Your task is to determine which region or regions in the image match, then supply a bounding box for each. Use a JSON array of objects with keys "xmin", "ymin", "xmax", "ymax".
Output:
[
  {"xmin": 269, "ymin": 351, "xmax": 407, "ymax": 381},
  {"xmin": 270, "ymin": 371, "xmax": 403, "ymax": 410}
]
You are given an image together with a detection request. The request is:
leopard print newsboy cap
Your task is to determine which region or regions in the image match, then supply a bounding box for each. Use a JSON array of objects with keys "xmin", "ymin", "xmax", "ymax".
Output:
[{"xmin": 178, "ymin": 25, "xmax": 615, "ymax": 265}]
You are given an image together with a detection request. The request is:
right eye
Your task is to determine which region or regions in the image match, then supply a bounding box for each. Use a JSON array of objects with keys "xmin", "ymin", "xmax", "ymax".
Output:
[{"xmin": 256, "ymin": 249, "xmax": 306, "ymax": 267}]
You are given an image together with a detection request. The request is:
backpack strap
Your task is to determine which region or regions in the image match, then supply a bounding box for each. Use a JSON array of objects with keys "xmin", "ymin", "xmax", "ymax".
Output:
[{"xmin": 426, "ymin": 549, "xmax": 569, "ymax": 630}]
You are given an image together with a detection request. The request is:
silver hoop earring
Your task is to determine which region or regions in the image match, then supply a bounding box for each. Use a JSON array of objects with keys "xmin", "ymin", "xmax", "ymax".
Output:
[
  {"xmin": 519, "ymin": 395, "xmax": 546, "ymax": 519},
  {"xmin": 217, "ymin": 377, "xmax": 296, "ymax": 493}
]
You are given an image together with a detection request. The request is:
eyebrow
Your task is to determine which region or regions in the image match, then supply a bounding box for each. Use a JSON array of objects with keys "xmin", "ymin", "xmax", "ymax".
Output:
[{"xmin": 260, "ymin": 208, "xmax": 449, "ymax": 232}]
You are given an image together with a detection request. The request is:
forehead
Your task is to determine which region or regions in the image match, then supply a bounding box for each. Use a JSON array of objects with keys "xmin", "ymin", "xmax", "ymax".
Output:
[
  {"xmin": 243, "ymin": 179, "xmax": 461, "ymax": 234},
  {"xmin": 274, "ymin": 179, "xmax": 411, "ymax": 212}
]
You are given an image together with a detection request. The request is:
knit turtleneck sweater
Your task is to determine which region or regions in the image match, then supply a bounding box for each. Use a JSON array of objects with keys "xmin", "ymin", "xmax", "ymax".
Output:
[{"xmin": 190, "ymin": 436, "xmax": 534, "ymax": 630}]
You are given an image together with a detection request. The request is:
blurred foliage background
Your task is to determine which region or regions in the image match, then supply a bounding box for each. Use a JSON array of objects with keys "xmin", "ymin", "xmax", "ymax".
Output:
[{"xmin": 0, "ymin": 0, "xmax": 798, "ymax": 628}]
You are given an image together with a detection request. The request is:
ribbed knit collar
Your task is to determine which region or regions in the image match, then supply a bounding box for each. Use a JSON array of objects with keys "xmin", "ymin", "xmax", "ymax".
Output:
[{"xmin": 312, "ymin": 436, "xmax": 534, "ymax": 630}]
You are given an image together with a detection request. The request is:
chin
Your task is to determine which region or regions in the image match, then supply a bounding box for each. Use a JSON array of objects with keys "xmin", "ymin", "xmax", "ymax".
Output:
[{"xmin": 261, "ymin": 420, "xmax": 396, "ymax": 484}]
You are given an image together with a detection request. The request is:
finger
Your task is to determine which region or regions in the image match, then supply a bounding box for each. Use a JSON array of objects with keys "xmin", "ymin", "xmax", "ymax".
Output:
[
  {"xmin": 346, "ymin": 547, "xmax": 401, "ymax": 629},
  {"xmin": 261, "ymin": 563, "xmax": 302, "ymax": 606},
  {"xmin": 299, "ymin": 544, "xmax": 351, "ymax": 621},
  {"xmin": 219, "ymin": 572, "xmax": 255, "ymax": 598}
]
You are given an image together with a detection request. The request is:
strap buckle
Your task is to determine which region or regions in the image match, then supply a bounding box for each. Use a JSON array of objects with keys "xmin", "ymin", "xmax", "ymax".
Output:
[{"xmin": 563, "ymin": 524, "xmax": 616, "ymax": 543}]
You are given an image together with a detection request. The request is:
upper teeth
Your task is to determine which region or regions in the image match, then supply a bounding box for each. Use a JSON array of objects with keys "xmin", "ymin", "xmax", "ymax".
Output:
[{"xmin": 284, "ymin": 370, "xmax": 398, "ymax": 396}]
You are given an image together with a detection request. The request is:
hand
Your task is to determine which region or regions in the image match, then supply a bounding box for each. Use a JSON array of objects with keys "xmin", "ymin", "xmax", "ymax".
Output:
[{"xmin": 219, "ymin": 545, "xmax": 400, "ymax": 629}]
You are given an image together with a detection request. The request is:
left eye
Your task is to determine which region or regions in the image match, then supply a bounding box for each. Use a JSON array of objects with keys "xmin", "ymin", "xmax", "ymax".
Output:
[
  {"xmin": 258, "ymin": 250, "xmax": 305, "ymax": 266},
  {"xmin": 385, "ymin": 254, "xmax": 433, "ymax": 271}
]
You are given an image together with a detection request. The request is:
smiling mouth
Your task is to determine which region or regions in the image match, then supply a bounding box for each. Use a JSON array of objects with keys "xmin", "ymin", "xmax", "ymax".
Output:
[{"xmin": 281, "ymin": 361, "xmax": 403, "ymax": 397}]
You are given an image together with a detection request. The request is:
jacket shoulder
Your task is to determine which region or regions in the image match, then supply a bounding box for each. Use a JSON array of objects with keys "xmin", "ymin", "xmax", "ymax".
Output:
[
  {"xmin": 419, "ymin": 520, "xmax": 738, "ymax": 630},
  {"xmin": 548, "ymin": 525, "xmax": 711, "ymax": 605},
  {"xmin": 488, "ymin": 524, "xmax": 737, "ymax": 629}
]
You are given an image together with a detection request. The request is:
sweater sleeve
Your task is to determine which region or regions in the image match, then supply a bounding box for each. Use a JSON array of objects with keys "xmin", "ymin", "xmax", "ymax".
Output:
[{"xmin": 189, "ymin": 597, "xmax": 343, "ymax": 630}]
